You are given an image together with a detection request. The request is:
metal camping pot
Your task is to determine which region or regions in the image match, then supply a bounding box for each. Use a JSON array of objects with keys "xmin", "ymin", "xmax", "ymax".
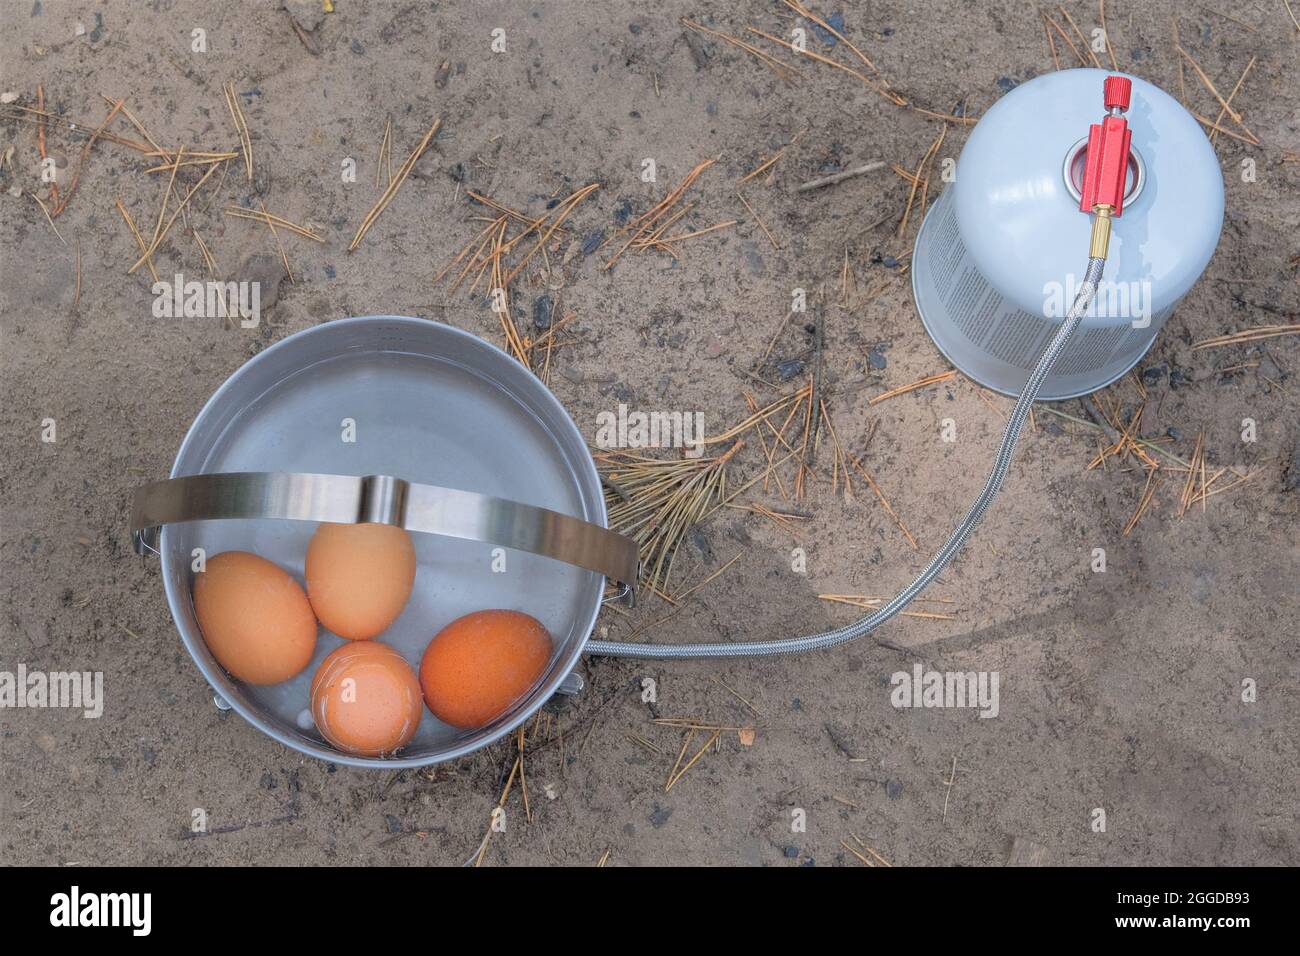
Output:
[
  {"xmin": 912, "ymin": 68, "xmax": 1224, "ymax": 400},
  {"xmin": 131, "ymin": 316, "xmax": 638, "ymax": 768}
]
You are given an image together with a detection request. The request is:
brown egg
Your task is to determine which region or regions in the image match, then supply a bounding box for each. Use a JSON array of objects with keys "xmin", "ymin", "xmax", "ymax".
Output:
[
  {"xmin": 305, "ymin": 523, "xmax": 416, "ymax": 640},
  {"xmin": 420, "ymin": 610, "xmax": 553, "ymax": 729},
  {"xmin": 310, "ymin": 641, "xmax": 423, "ymax": 756},
  {"xmin": 192, "ymin": 551, "xmax": 317, "ymax": 685}
]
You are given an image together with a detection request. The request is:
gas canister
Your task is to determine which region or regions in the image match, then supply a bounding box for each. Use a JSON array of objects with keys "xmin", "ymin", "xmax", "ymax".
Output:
[{"xmin": 912, "ymin": 68, "xmax": 1224, "ymax": 400}]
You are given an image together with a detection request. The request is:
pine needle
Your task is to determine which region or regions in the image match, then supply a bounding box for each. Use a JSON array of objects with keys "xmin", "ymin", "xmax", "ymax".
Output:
[
  {"xmin": 100, "ymin": 93, "xmax": 164, "ymax": 154},
  {"xmin": 29, "ymin": 193, "xmax": 66, "ymax": 245},
  {"xmin": 128, "ymin": 156, "xmax": 222, "ymax": 273},
  {"xmin": 868, "ymin": 370, "xmax": 956, "ymax": 405},
  {"xmin": 848, "ymin": 456, "xmax": 919, "ymax": 550},
  {"xmin": 599, "ymin": 443, "xmax": 742, "ymax": 596},
  {"xmin": 50, "ymin": 97, "xmax": 123, "ymax": 217},
  {"xmin": 1122, "ymin": 468, "xmax": 1161, "ymax": 535},
  {"xmin": 781, "ymin": 0, "xmax": 877, "ymax": 73},
  {"xmin": 223, "ymin": 206, "xmax": 325, "ymax": 241},
  {"xmin": 1210, "ymin": 55, "xmax": 1255, "ymax": 143},
  {"xmin": 1059, "ymin": 4, "xmax": 1102, "ymax": 68},
  {"xmin": 348, "ymin": 116, "xmax": 441, "ymax": 252},
  {"xmin": 260, "ymin": 200, "xmax": 294, "ymax": 284},
  {"xmin": 665, "ymin": 729, "xmax": 723, "ymax": 792},
  {"xmin": 376, "ymin": 116, "xmax": 392, "ymax": 188},
  {"xmin": 1192, "ymin": 325, "xmax": 1299, "ymax": 350},
  {"xmin": 819, "ymin": 594, "xmax": 955, "ymax": 621},
  {"xmin": 680, "ymin": 17, "xmax": 799, "ymax": 85},
  {"xmin": 223, "ymin": 81, "xmax": 254, "ymax": 182},
  {"xmin": 1174, "ymin": 46, "xmax": 1260, "ymax": 144},
  {"xmin": 116, "ymin": 197, "xmax": 158, "ymax": 282},
  {"xmin": 898, "ymin": 126, "xmax": 946, "ymax": 237},
  {"xmin": 604, "ymin": 159, "xmax": 715, "ymax": 270}
]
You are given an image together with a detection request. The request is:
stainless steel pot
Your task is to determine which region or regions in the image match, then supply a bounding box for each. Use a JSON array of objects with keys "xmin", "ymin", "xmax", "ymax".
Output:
[{"xmin": 131, "ymin": 316, "xmax": 637, "ymax": 768}]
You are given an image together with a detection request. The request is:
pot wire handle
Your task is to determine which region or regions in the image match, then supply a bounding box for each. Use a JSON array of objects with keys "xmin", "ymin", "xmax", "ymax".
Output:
[{"xmin": 130, "ymin": 471, "xmax": 638, "ymax": 605}]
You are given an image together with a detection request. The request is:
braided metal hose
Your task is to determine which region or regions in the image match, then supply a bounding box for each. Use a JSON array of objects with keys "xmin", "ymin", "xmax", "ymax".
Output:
[{"xmin": 585, "ymin": 256, "xmax": 1107, "ymax": 659}]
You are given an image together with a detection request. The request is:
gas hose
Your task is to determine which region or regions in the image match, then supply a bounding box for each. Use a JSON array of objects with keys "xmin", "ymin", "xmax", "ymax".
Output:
[{"xmin": 585, "ymin": 253, "xmax": 1107, "ymax": 659}]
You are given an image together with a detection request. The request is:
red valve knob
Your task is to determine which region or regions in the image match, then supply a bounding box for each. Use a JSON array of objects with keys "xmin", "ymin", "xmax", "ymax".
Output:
[
  {"xmin": 1103, "ymin": 75, "xmax": 1132, "ymax": 112},
  {"xmin": 1080, "ymin": 75, "xmax": 1134, "ymax": 216}
]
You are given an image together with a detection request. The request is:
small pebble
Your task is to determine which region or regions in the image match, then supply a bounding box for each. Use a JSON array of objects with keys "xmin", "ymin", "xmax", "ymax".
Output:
[
  {"xmin": 532, "ymin": 294, "xmax": 553, "ymax": 330},
  {"xmin": 811, "ymin": 11, "xmax": 845, "ymax": 46},
  {"xmin": 777, "ymin": 358, "xmax": 805, "ymax": 381}
]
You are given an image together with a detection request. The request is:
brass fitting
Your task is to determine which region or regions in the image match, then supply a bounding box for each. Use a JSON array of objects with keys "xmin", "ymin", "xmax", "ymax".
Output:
[{"xmin": 1089, "ymin": 204, "xmax": 1114, "ymax": 259}]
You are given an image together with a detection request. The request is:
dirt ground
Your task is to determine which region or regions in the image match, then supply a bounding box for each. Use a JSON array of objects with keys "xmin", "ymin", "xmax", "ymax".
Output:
[{"xmin": 2, "ymin": 0, "xmax": 1297, "ymax": 867}]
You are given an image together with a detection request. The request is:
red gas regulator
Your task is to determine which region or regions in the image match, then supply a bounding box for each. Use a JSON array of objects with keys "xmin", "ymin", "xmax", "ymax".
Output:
[{"xmin": 1081, "ymin": 74, "xmax": 1134, "ymax": 257}]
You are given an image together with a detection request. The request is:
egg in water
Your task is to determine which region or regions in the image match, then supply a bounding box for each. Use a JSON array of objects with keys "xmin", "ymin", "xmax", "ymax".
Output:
[
  {"xmin": 305, "ymin": 522, "xmax": 416, "ymax": 640},
  {"xmin": 310, "ymin": 641, "xmax": 424, "ymax": 756},
  {"xmin": 419, "ymin": 609, "xmax": 553, "ymax": 729},
  {"xmin": 192, "ymin": 551, "xmax": 318, "ymax": 685}
]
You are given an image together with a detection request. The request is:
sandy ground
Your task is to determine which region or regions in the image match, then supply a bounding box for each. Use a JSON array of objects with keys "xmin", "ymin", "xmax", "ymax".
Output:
[{"xmin": 1, "ymin": 0, "xmax": 1297, "ymax": 867}]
